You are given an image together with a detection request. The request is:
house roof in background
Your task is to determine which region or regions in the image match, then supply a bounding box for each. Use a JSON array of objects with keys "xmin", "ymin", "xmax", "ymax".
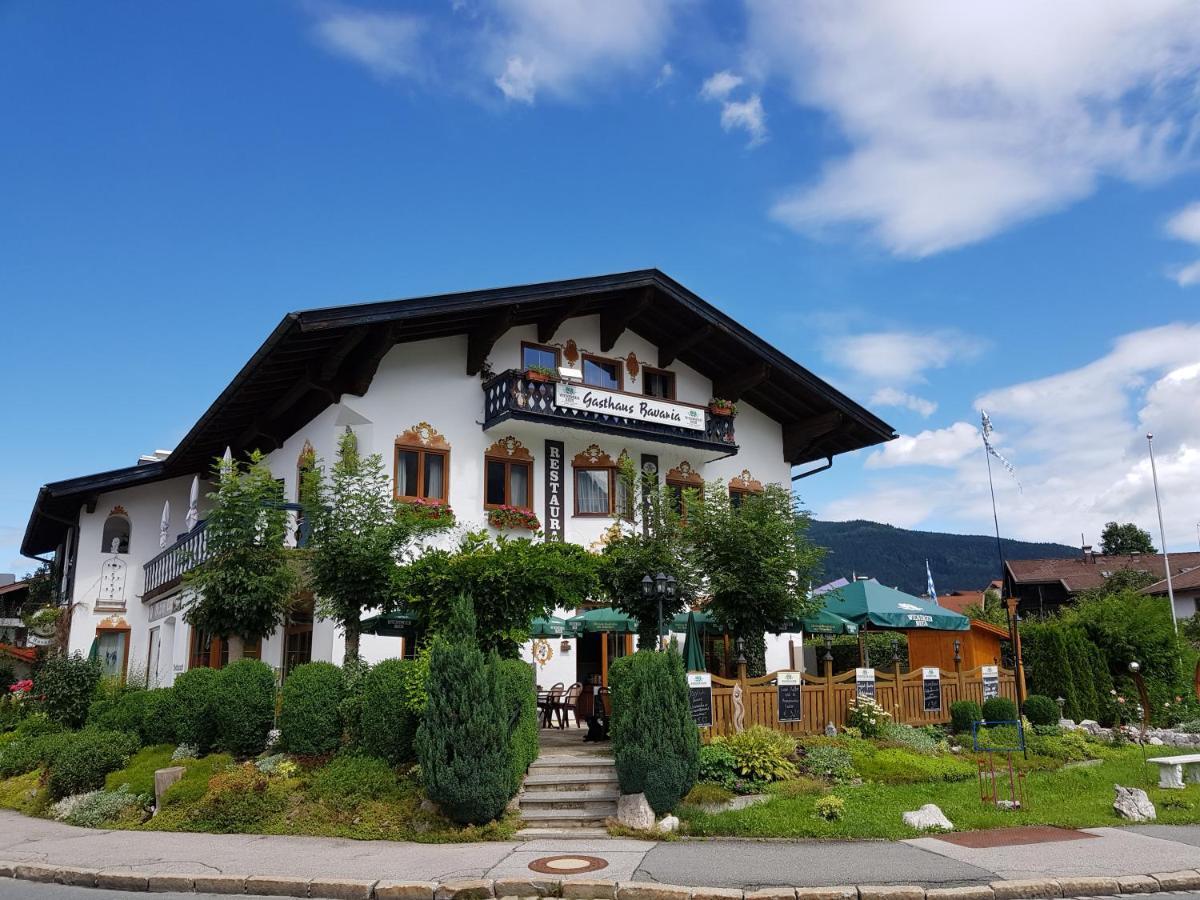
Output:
[
  {"xmin": 1007, "ymin": 553, "xmax": 1200, "ymax": 593},
  {"xmin": 1143, "ymin": 565, "xmax": 1200, "ymax": 596},
  {"xmin": 23, "ymin": 270, "xmax": 896, "ymax": 556}
]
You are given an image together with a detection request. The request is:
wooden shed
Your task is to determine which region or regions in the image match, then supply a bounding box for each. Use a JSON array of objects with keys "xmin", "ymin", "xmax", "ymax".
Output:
[{"xmin": 907, "ymin": 619, "xmax": 1009, "ymax": 672}]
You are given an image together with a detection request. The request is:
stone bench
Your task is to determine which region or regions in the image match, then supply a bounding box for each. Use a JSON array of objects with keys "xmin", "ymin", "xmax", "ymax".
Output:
[{"xmin": 1147, "ymin": 753, "xmax": 1200, "ymax": 789}]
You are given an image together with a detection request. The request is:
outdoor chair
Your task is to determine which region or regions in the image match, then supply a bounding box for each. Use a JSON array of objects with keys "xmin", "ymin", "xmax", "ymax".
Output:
[
  {"xmin": 539, "ymin": 682, "xmax": 564, "ymax": 728},
  {"xmin": 555, "ymin": 683, "xmax": 582, "ymax": 728}
]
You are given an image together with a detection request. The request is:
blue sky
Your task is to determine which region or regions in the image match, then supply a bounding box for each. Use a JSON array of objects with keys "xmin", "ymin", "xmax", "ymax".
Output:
[{"xmin": 4, "ymin": 1, "xmax": 1200, "ymax": 574}]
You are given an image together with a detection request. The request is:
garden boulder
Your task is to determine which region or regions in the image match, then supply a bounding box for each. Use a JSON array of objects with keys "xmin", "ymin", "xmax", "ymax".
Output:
[
  {"xmin": 902, "ymin": 803, "xmax": 953, "ymax": 831},
  {"xmin": 617, "ymin": 793, "xmax": 655, "ymax": 831},
  {"xmin": 1113, "ymin": 785, "xmax": 1156, "ymax": 822}
]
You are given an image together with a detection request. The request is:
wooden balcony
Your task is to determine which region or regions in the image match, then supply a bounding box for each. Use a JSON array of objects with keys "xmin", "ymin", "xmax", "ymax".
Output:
[{"xmin": 482, "ymin": 369, "xmax": 737, "ymax": 452}]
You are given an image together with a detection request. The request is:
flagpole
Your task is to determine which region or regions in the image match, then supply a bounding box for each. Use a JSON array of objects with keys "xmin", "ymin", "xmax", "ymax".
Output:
[
  {"xmin": 984, "ymin": 436, "xmax": 1005, "ymax": 579},
  {"xmin": 1146, "ymin": 433, "xmax": 1179, "ymax": 634}
]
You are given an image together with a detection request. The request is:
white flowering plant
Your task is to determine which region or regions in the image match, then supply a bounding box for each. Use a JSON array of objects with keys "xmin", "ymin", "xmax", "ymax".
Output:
[{"xmin": 846, "ymin": 696, "xmax": 891, "ymax": 738}]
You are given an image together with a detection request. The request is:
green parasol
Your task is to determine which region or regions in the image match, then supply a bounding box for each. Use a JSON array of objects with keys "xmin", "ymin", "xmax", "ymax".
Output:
[
  {"xmin": 567, "ymin": 607, "xmax": 638, "ymax": 634},
  {"xmin": 669, "ymin": 609, "xmax": 721, "ymax": 632},
  {"xmin": 823, "ymin": 578, "xmax": 969, "ymax": 631},
  {"xmin": 359, "ymin": 608, "xmax": 421, "ymax": 637},
  {"xmin": 785, "ymin": 607, "xmax": 859, "ymax": 635},
  {"xmin": 530, "ymin": 615, "xmax": 574, "ymax": 638},
  {"xmin": 681, "ymin": 611, "xmax": 706, "ymax": 671}
]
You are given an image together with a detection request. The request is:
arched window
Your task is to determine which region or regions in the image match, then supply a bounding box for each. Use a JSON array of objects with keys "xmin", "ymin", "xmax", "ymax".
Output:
[
  {"xmin": 573, "ymin": 445, "xmax": 617, "ymax": 516},
  {"xmin": 394, "ymin": 423, "xmax": 450, "ymax": 502},
  {"xmin": 101, "ymin": 510, "xmax": 131, "ymax": 555}
]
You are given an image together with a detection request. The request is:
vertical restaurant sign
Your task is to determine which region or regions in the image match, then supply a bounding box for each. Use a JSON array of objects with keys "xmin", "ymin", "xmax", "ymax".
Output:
[
  {"xmin": 981, "ymin": 664, "xmax": 1000, "ymax": 701},
  {"xmin": 544, "ymin": 440, "xmax": 564, "ymax": 542},
  {"xmin": 687, "ymin": 672, "xmax": 713, "ymax": 727},
  {"xmin": 922, "ymin": 666, "xmax": 942, "ymax": 712},
  {"xmin": 855, "ymin": 667, "xmax": 876, "ymax": 700},
  {"xmin": 777, "ymin": 671, "xmax": 802, "ymax": 722}
]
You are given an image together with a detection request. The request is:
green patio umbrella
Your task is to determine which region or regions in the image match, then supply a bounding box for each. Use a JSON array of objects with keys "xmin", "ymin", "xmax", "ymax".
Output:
[
  {"xmin": 822, "ymin": 578, "xmax": 969, "ymax": 631},
  {"xmin": 530, "ymin": 615, "xmax": 574, "ymax": 638},
  {"xmin": 669, "ymin": 609, "xmax": 721, "ymax": 632},
  {"xmin": 567, "ymin": 607, "xmax": 638, "ymax": 634},
  {"xmin": 785, "ymin": 607, "xmax": 860, "ymax": 635},
  {"xmin": 359, "ymin": 608, "xmax": 421, "ymax": 637},
  {"xmin": 681, "ymin": 611, "xmax": 706, "ymax": 671}
]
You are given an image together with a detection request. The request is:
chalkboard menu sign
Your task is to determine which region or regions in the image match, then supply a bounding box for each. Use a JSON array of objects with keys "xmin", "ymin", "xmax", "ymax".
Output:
[
  {"xmin": 981, "ymin": 665, "xmax": 999, "ymax": 701},
  {"xmin": 688, "ymin": 672, "xmax": 713, "ymax": 727},
  {"xmin": 855, "ymin": 667, "xmax": 876, "ymax": 700},
  {"xmin": 777, "ymin": 671, "xmax": 802, "ymax": 723},
  {"xmin": 922, "ymin": 667, "xmax": 941, "ymax": 712}
]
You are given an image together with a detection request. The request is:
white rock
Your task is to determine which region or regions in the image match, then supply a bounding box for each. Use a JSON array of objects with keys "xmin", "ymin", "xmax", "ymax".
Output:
[
  {"xmin": 657, "ymin": 814, "xmax": 680, "ymax": 833},
  {"xmin": 1113, "ymin": 785, "xmax": 1156, "ymax": 822},
  {"xmin": 617, "ymin": 793, "xmax": 656, "ymax": 830},
  {"xmin": 1059, "ymin": 719, "xmax": 1077, "ymax": 729},
  {"xmin": 1149, "ymin": 737, "xmax": 1164, "ymax": 746},
  {"xmin": 903, "ymin": 803, "xmax": 953, "ymax": 831}
]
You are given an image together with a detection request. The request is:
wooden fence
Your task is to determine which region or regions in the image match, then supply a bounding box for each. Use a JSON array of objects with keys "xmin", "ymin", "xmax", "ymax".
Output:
[{"xmin": 704, "ymin": 660, "xmax": 1019, "ymax": 738}]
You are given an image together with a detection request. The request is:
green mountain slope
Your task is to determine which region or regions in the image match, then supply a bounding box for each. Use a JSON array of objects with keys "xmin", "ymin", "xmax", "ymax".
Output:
[{"xmin": 808, "ymin": 519, "xmax": 1079, "ymax": 595}]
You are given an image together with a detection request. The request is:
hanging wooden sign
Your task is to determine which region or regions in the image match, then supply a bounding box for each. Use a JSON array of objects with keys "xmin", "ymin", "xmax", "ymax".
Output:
[
  {"xmin": 922, "ymin": 667, "xmax": 942, "ymax": 712},
  {"xmin": 777, "ymin": 671, "xmax": 802, "ymax": 722},
  {"xmin": 687, "ymin": 672, "xmax": 713, "ymax": 727},
  {"xmin": 544, "ymin": 440, "xmax": 564, "ymax": 542},
  {"xmin": 855, "ymin": 667, "xmax": 876, "ymax": 700}
]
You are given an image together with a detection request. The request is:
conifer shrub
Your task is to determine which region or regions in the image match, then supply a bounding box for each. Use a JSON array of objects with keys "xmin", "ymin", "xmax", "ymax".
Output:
[
  {"xmin": 496, "ymin": 658, "xmax": 538, "ymax": 793},
  {"xmin": 981, "ymin": 696, "xmax": 1018, "ymax": 723},
  {"xmin": 280, "ymin": 662, "xmax": 344, "ymax": 756},
  {"xmin": 213, "ymin": 659, "xmax": 275, "ymax": 757},
  {"xmin": 949, "ymin": 700, "xmax": 982, "ymax": 734},
  {"xmin": 609, "ymin": 649, "xmax": 699, "ymax": 815},
  {"xmin": 173, "ymin": 668, "xmax": 220, "ymax": 753},
  {"xmin": 34, "ymin": 654, "xmax": 101, "ymax": 729},
  {"xmin": 415, "ymin": 602, "xmax": 515, "ymax": 825},
  {"xmin": 360, "ymin": 659, "xmax": 422, "ymax": 764},
  {"xmin": 1023, "ymin": 694, "xmax": 1060, "ymax": 727}
]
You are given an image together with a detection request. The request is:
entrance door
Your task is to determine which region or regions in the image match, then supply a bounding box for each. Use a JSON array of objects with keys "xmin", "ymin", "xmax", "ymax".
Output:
[{"xmin": 146, "ymin": 627, "xmax": 161, "ymax": 685}]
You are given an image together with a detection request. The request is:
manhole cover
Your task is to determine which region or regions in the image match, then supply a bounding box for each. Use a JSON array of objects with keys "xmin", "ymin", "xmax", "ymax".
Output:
[
  {"xmin": 934, "ymin": 826, "xmax": 1097, "ymax": 848},
  {"xmin": 528, "ymin": 855, "xmax": 609, "ymax": 875}
]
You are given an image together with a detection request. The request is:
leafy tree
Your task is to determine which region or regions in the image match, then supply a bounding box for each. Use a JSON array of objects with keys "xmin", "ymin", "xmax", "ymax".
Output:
[
  {"xmin": 397, "ymin": 533, "xmax": 599, "ymax": 656},
  {"xmin": 687, "ymin": 483, "xmax": 824, "ymax": 675},
  {"xmin": 962, "ymin": 586, "xmax": 1009, "ymax": 627},
  {"xmin": 184, "ymin": 450, "xmax": 297, "ymax": 656},
  {"xmin": 1099, "ymin": 521, "xmax": 1156, "ymax": 556},
  {"xmin": 301, "ymin": 428, "xmax": 452, "ymax": 664},
  {"xmin": 598, "ymin": 461, "xmax": 700, "ymax": 648}
]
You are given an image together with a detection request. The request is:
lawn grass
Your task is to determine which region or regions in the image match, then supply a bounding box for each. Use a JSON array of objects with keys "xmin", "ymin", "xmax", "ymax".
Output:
[{"xmin": 680, "ymin": 746, "xmax": 1200, "ymax": 839}]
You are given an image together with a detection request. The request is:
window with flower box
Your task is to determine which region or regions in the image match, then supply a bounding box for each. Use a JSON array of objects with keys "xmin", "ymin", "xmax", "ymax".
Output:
[
  {"xmin": 484, "ymin": 437, "xmax": 539, "ymax": 530},
  {"xmin": 394, "ymin": 422, "xmax": 450, "ymax": 506}
]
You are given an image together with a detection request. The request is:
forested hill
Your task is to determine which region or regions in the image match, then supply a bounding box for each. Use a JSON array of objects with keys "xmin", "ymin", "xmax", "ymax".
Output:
[{"xmin": 807, "ymin": 520, "xmax": 1079, "ymax": 595}]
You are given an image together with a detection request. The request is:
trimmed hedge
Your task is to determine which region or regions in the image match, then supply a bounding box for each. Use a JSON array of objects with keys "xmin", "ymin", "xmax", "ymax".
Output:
[
  {"xmin": 0, "ymin": 730, "xmax": 73, "ymax": 778},
  {"xmin": 949, "ymin": 700, "xmax": 981, "ymax": 734},
  {"xmin": 609, "ymin": 649, "xmax": 699, "ymax": 815},
  {"xmin": 214, "ymin": 659, "xmax": 276, "ymax": 757},
  {"xmin": 35, "ymin": 654, "xmax": 101, "ymax": 728},
  {"xmin": 360, "ymin": 659, "xmax": 420, "ymax": 765},
  {"xmin": 1024, "ymin": 694, "xmax": 1060, "ymax": 727},
  {"xmin": 87, "ymin": 688, "xmax": 178, "ymax": 746},
  {"xmin": 173, "ymin": 668, "xmax": 220, "ymax": 752},
  {"xmin": 47, "ymin": 729, "xmax": 140, "ymax": 799},
  {"xmin": 496, "ymin": 658, "xmax": 538, "ymax": 794},
  {"xmin": 280, "ymin": 662, "xmax": 344, "ymax": 756},
  {"xmin": 982, "ymin": 696, "xmax": 1019, "ymax": 723}
]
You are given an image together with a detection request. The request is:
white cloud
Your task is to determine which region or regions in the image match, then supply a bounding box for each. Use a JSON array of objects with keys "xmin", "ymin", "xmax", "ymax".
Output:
[
  {"xmin": 1165, "ymin": 201, "xmax": 1200, "ymax": 286},
  {"xmin": 830, "ymin": 329, "xmax": 984, "ymax": 385},
  {"xmin": 827, "ymin": 323, "xmax": 1200, "ymax": 549},
  {"xmin": 720, "ymin": 94, "xmax": 767, "ymax": 146},
  {"xmin": 700, "ymin": 70, "xmax": 743, "ymax": 101},
  {"xmin": 748, "ymin": 0, "xmax": 1200, "ymax": 256},
  {"xmin": 655, "ymin": 62, "xmax": 674, "ymax": 89},
  {"xmin": 865, "ymin": 422, "xmax": 979, "ymax": 469},
  {"xmin": 496, "ymin": 56, "xmax": 537, "ymax": 102},
  {"xmin": 870, "ymin": 387, "xmax": 937, "ymax": 418},
  {"xmin": 313, "ymin": 10, "xmax": 426, "ymax": 80}
]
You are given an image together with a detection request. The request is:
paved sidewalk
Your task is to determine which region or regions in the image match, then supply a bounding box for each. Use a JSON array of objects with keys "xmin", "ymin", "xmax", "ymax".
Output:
[{"xmin": 7, "ymin": 810, "xmax": 1200, "ymax": 890}]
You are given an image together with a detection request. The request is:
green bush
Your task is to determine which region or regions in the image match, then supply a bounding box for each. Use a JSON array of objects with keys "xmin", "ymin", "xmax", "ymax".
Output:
[
  {"xmin": 683, "ymin": 782, "xmax": 734, "ymax": 806},
  {"xmin": 14, "ymin": 713, "xmax": 63, "ymax": 738},
  {"xmin": 173, "ymin": 668, "xmax": 220, "ymax": 753},
  {"xmin": 280, "ymin": 662, "xmax": 344, "ymax": 756},
  {"xmin": 53, "ymin": 784, "xmax": 144, "ymax": 827},
  {"xmin": 496, "ymin": 658, "xmax": 538, "ymax": 793},
  {"xmin": 337, "ymin": 657, "xmax": 371, "ymax": 748},
  {"xmin": 35, "ymin": 654, "xmax": 101, "ymax": 728},
  {"xmin": 185, "ymin": 762, "xmax": 286, "ymax": 832},
  {"xmin": 949, "ymin": 700, "xmax": 982, "ymax": 733},
  {"xmin": 1024, "ymin": 694, "xmax": 1059, "ymax": 726},
  {"xmin": 981, "ymin": 696, "xmax": 1018, "ymax": 723},
  {"xmin": 714, "ymin": 726, "xmax": 797, "ymax": 782},
  {"xmin": 309, "ymin": 753, "xmax": 403, "ymax": 806},
  {"xmin": 415, "ymin": 610, "xmax": 515, "ymax": 825},
  {"xmin": 815, "ymin": 794, "xmax": 845, "ymax": 820},
  {"xmin": 0, "ymin": 730, "xmax": 73, "ymax": 777},
  {"xmin": 1022, "ymin": 621, "xmax": 1114, "ymax": 723},
  {"xmin": 880, "ymin": 722, "xmax": 940, "ymax": 754},
  {"xmin": 800, "ymin": 743, "xmax": 855, "ymax": 782},
  {"xmin": 609, "ymin": 649, "xmax": 700, "ymax": 815},
  {"xmin": 855, "ymin": 747, "xmax": 975, "ymax": 783},
  {"xmin": 87, "ymin": 688, "xmax": 178, "ymax": 746},
  {"xmin": 213, "ymin": 659, "xmax": 275, "ymax": 757},
  {"xmin": 159, "ymin": 754, "xmax": 234, "ymax": 808},
  {"xmin": 360, "ymin": 659, "xmax": 421, "ymax": 765},
  {"xmin": 698, "ymin": 742, "xmax": 739, "ymax": 790},
  {"xmin": 104, "ymin": 745, "xmax": 176, "ymax": 796},
  {"xmin": 47, "ymin": 730, "xmax": 140, "ymax": 799}
]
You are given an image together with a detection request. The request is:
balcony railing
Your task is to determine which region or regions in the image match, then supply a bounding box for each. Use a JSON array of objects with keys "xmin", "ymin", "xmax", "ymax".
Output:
[
  {"xmin": 142, "ymin": 503, "xmax": 309, "ymax": 603},
  {"xmin": 482, "ymin": 369, "xmax": 737, "ymax": 452}
]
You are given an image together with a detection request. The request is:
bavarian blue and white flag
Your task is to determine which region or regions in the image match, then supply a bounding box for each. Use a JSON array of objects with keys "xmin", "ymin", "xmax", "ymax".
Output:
[
  {"xmin": 980, "ymin": 410, "xmax": 1021, "ymax": 491},
  {"xmin": 925, "ymin": 559, "xmax": 938, "ymax": 604}
]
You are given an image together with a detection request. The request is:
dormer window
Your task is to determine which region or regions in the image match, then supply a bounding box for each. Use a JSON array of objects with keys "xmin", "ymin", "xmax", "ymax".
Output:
[{"xmin": 101, "ymin": 511, "xmax": 131, "ymax": 554}]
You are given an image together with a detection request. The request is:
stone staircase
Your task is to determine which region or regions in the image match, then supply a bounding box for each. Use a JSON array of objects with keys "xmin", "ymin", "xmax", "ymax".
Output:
[{"xmin": 517, "ymin": 754, "xmax": 619, "ymax": 835}]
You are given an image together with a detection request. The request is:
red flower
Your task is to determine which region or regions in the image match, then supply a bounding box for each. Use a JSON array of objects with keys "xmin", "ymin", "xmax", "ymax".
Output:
[{"xmin": 10, "ymin": 679, "xmax": 33, "ymax": 694}]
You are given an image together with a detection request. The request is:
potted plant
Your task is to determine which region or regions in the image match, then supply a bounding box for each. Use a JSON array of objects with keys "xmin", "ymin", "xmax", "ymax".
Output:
[
  {"xmin": 524, "ymin": 364, "xmax": 556, "ymax": 383},
  {"xmin": 708, "ymin": 397, "xmax": 737, "ymax": 416},
  {"xmin": 487, "ymin": 506, "xmax": 541, "ymax": 531},
  {"xmin": 401, "ymin": 497, "xmax": 456, "ymax": 524}
]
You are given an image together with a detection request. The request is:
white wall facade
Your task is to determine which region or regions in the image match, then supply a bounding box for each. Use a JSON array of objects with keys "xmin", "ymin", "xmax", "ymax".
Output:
[{"xmin": 61, "ymin": 314, "xmax": 803, "ymax": 683}]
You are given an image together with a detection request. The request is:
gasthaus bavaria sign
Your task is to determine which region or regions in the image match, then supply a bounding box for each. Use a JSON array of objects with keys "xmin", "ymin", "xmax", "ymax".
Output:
[{"xmin": 556, "ymin": 382, "xmax": 706, "ymax": 431}]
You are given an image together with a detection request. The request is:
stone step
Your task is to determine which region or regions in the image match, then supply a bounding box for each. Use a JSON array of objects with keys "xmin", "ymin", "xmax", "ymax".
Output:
[
  {"xmin": 530, "ymin": 754, "xmax": 615, "ymax": 765},
  {"xmin": 528, "ymin": 758, "xmax": 616, "ymax": 778},
  {"xmin": 520, "ymin": 795, "xmax": 619, "ymax": 814},
  {"xmin": 520, "ymin": 788, "xmax": 619, "ymax": 803},
  {"xmin": 523, "ymin": 772, "xmax": 620, "ymax": 790},
  {"xmin": 518, "ymin": 808, "xmax": 612, "ymax": 827},
  {"xmin": 515, "ymin": 827, "xmax": 611, "ymax": 840}
]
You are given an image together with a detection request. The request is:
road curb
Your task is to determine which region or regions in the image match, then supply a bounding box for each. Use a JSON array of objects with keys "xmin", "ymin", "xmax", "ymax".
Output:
[{"xmin": 4, "ymin": 863, "xmax": 1200, "ymax": 899}]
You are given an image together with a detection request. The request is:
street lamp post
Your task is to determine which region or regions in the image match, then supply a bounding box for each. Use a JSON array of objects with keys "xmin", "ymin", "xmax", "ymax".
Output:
[
  {"xmin": 641, "ymin": 572, "xmax": 677, "ymax": 650},
  {"xmin": 1146, "ymin": 434, "xmax": 1179, "ymax": 634}
]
